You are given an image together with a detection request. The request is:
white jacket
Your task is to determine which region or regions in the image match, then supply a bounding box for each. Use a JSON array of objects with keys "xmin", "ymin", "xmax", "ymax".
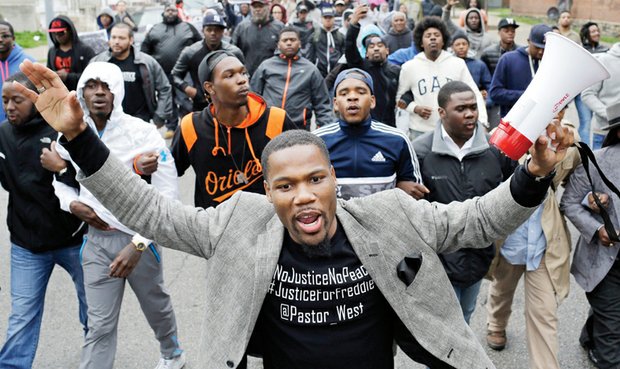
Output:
[
  {"xmin": 396, "ymin": 50, "xmax": 488, "ymax": 133},
  {"xmin": 54, "ymin": 62, "xmax": 179, "ymax": 242}
]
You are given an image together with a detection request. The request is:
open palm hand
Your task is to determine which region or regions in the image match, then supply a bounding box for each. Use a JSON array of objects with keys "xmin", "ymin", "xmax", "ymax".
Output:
[{"xmin": 15, "ymin": 60, "xmax": 86, "ymax": 139}]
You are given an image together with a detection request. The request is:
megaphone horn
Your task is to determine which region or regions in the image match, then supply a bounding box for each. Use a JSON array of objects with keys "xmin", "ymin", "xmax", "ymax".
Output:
[{"xmin": 489, "ymin": 32, "xmax": 611, "ymax": 160}]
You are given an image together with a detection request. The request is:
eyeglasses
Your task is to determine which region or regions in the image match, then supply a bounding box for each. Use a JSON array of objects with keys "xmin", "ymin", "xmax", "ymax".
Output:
[
  {"xmin": 0, "ymin": 34, "xmax": 13, "ymax": 39},
  {"xmin": 54, "ymin": 30, "xmax": 68, "ymax": 36}
]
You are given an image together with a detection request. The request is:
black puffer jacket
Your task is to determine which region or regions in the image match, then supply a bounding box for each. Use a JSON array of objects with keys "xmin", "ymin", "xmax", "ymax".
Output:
[
  {"xmin": 413, "ymin": 123, "xmax": 517, "ymax": 287},
  {"xmin": 232, "ymin": 18, "xmax": 284, "ymax": 76},
  {"xmin": 480, "ymin": 42, "xmax": 520, "ymax": 75},
  {"xmin": 46, "ymin": 15, "xmax": 95, "ymax": 91},
  {"xmin": 0, "ymin": 117, "xmax": 84, "ymax": 253},
  {"xmin": 140, "ymin": 18, "xmax": 202, "ymax": 73}
]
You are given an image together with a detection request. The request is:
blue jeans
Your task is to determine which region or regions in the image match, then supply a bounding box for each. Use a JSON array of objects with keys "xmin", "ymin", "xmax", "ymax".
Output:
[
  {"xmin": 0, "ymin": 243, "xmax": 88, "ymax": 369},
  {"xmin": 592, "ymin": 132, "xmax": 606, "ymax": 150},
  {"xmin": 575, "ymin": 94, "xmax": 593, "ymax": 145},
  {"xmin": 452, "ymin": 280, "xmax": 483, "ymax": 324}
]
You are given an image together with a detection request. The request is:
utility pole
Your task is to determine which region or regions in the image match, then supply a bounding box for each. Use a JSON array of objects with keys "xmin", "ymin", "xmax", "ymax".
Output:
[{"xmin": 44, "ymin": 0, "xmax": 54, "ymax": 47}]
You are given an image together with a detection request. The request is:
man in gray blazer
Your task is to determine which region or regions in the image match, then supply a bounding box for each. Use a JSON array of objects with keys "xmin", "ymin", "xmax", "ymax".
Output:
[
  {"xmin": 561, "ymin": 102, "xmax": 620, "ymax": 369},
  {"xmin": 15, "ymin": 60, "xmax": 573, "ymax": 369}
]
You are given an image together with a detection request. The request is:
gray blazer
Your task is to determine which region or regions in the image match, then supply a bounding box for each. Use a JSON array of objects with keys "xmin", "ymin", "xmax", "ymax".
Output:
[
  {"xmin": 561, "ymin": 144, "xmax": 620, "ymax": 292},
  {"xmin": 80, "ymin": 156, "xmax": 536, "ymax": 369}
]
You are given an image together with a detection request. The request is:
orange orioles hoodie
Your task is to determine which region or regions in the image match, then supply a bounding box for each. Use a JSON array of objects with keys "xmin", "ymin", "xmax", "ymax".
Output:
[{"xmin": 171, "ymin": 93, "xmax": 298, "ymax": 208}]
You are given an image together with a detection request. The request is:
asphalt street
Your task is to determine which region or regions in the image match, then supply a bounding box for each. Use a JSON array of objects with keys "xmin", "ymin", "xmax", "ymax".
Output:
[{"xmin": 0, "ymin": 165, "xmax": 597, "ymax": 368}]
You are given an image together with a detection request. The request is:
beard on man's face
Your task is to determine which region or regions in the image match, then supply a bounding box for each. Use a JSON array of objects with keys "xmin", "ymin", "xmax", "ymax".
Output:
[{"xmin": 164, "ymin": 14, "xmax": 178, "ymax": 24}]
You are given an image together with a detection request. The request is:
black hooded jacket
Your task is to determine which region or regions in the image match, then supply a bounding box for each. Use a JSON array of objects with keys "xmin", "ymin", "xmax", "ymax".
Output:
[
  {"xmin": 0, "ymin": 116, "xmax": 84, "ymax": 253},
  {"xmin": 344, "ymin": 23, "xmax": 400, "ymax": 127},
  {"xmin": 47, "ymin": 16, "xmax": 95, "ymax": 91},
  {"xmin": 413, "ymin": 127, "xmax": 518, "ymax": 287}
]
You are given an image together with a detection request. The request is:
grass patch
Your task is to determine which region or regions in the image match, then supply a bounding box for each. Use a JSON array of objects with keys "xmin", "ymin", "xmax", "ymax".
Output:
[
  {"xmin": 492, "ymin": 8, "xmax": 512, "ymax": 18},
  {"xmin": 14, "ymin": 31, "xmax": 48, "ymax": 49},
  {"xmin": 488, "ymin": 8, "xmax": 543, "ymax": 25},
  {"xmin": 489, "ymin": 8, "xmax": 620, "ymax": 45},
  {"xmin": 513, "ymin": 16, "xmax": 541, "ymax": 25},
  {"xmin": 601, "ymin": 35, "xmax": 620, "ymax": 45}
]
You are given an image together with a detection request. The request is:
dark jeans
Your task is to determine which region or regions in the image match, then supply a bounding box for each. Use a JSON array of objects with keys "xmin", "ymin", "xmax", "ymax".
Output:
[{"xmin": 583, "ymin": 259, "xmax": 620, "ymax": 369}]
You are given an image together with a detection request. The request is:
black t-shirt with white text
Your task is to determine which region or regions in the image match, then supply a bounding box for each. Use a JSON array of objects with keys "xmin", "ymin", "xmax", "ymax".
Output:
[
  {"xmin": 252, "ymin": 224, "xmax": 394, "ymax": 369},
  {"xmin": 109, "ymin": 52, "xmax": 150, "ymax": 122}
]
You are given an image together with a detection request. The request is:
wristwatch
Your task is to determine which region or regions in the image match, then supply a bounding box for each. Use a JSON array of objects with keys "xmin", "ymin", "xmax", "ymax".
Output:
[{"xmin": 131, "ymin": 235, "xmax": 149, "ymax": 252}]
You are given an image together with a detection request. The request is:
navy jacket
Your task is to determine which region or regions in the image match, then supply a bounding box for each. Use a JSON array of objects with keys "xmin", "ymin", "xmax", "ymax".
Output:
[
  {"xmin": 464, "ymin": 57, "xmax": 492, "ymax": 92},
  {"xmin": 315, "ymin": 117, "xmax": 422, "ymax": 200},
  {"xmin": 489, "ymin": 47, "xmax": 539, "ymax": 118}
]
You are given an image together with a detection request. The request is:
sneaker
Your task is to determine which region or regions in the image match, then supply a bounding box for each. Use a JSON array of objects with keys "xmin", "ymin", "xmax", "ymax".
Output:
[
  {"xmin": 163, "ymin": 130, "xmax": 175, "ymax": 140},
  {"xmin": 154, "ymin": 351, "xmax": 186, "ymax": 369},
  {"xmin": 486, "ymin": 330, "xmax": 507, "ymax": 351}
]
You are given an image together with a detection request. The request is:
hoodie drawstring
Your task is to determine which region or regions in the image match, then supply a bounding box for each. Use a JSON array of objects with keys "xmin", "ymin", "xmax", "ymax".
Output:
[
  {"xmin": 325, "ymin": 30, "xmax": 335, "ymax": 73},
  {"xmin": 211, "ymin": 117, "xmax": 262, "ymax": 172},
  {"xmin": 211, "ymin": 118, "xmax": 226, "ymax": 156},
  {"xmin": 211, "ymin": 117, "xmax": 263, "ymax": 171},
  {"xmin": 244, "ymin": 128, "xmax": 262, "ymax": 172}
]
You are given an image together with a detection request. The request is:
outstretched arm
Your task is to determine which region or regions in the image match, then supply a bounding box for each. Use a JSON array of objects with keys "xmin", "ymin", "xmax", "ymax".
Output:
[
  {"xmin": 398, "ymin": 120, "xmax": 574, "ymax": 255},
  {"xmin": 13, "ymin": 60, "xmax": 227, "ymax": 259},
  {"xmin": 344, "ymin": 5, "xmax": 366, "ymax": 68}
]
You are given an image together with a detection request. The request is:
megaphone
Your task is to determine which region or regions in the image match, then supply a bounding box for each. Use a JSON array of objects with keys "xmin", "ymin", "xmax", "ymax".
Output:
[{"xmin": 489, "ymin": 32, "xmax": 610, "ymax": 160}]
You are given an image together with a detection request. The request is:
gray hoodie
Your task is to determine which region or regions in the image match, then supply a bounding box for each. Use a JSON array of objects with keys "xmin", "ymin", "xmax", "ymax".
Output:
[
  {"xmin": 97, "ymin": 7, "xmax": 116, "ymax": 37},
  {"xmin": 443, "ymin": 7, "xmax": 491, "ymax": 58}
]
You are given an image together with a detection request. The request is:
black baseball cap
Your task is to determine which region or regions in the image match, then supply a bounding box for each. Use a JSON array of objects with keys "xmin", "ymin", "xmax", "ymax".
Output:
[{"xmin": 497, "ymin": 18, "xmax": 519, "ymax": 29}]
